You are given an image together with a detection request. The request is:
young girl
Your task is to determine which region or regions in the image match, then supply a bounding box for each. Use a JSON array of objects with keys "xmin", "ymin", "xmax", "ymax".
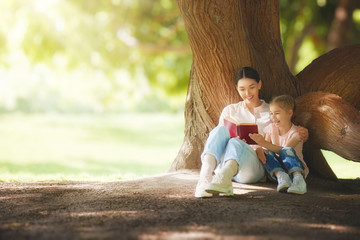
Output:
[
  {"xmin": 249, "ymin": 95, "xmax": 309, "ymax": 194},
  {"xmin": 194, "ymin": 67, "xmax": 308, "ymax": 198}
]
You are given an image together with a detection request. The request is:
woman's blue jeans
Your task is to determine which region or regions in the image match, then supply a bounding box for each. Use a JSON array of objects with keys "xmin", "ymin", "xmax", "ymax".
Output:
[
  {"xmin": 201, "ymin": 125, "xmax": 265, "ymax": 183},
  {"xmin": 263, "ymin": 147, "xmax": 304, "ymax": 181}
]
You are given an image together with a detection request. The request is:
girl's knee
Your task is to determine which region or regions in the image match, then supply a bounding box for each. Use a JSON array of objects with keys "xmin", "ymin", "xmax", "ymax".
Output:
[
  {"xmin": 280, "ymin": 147, "xmax": 296, "ymax": 158},
  {"xmin": 265, "ymin": 149, "xmax": 276, "ymax": 158}
]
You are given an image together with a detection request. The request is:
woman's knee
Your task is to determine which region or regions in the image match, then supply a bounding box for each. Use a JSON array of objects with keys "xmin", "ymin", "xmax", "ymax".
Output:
[
  {"xmin": 210, "ymin": 125, "xmax": 229, "ymax": 138},
  {"xmin": 227, "ymin": 137, "xmax": 246, "ymax": 148}
]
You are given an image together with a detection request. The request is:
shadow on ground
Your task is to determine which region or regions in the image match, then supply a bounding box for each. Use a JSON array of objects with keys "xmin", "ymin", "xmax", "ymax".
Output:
[{"xmin": 0, "ymin": 170, "xmax": 359, "ymax": 240}]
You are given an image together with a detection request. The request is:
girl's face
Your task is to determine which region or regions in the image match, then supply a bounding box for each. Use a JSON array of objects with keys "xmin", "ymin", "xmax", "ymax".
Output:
[
  {"xmin": 236, "ymin": 78, "xmax": 262, "ymax": 105},
  {"xmin": 269, "ymin": 103, "xmax": 293, "ymax": 128}
]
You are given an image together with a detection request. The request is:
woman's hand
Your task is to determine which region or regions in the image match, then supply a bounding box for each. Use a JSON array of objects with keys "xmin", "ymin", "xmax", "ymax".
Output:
[
  {"xmin": 236, "ymin": 136, "xmax": 247, "ymax": 143},
  {"xmin": 296, "ymin": 126, "xmax": 309, "ymax": 142},
  {"xmin": 255, "ymin": 147, "xmax": 267, "ymax": 164}
]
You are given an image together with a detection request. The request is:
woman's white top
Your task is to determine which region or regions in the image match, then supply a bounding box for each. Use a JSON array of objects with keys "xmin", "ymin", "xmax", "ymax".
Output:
[{"xmin": 218, "ymin": 100, "xmax": 271, "ymax": 136}]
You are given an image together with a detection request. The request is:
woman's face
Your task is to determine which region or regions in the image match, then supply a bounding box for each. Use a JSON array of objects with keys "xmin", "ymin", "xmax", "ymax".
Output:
[{"xmin": 236, "ymin": 78, "xmax": 262, "ymax": 105}]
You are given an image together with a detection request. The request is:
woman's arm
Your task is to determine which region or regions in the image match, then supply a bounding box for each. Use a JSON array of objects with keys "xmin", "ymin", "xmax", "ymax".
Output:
[
  {"xmin": 296, "ymin": 126, "xmax": 309, "ymax": 142},
  {"xmin": 255, "ymin": 147, "xmax": 268, "ymax": 164}
]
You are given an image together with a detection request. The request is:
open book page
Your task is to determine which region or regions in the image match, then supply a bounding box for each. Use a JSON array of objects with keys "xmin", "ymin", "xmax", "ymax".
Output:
[{"xmin": 224, "ymin": 117, "xmax": 258, "ymax": 144}]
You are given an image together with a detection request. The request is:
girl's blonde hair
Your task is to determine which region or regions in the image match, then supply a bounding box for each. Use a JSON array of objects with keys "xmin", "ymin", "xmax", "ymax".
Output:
[{"xmin": 270, "ymin": 95, "xmax": 295, "ymax": 112}]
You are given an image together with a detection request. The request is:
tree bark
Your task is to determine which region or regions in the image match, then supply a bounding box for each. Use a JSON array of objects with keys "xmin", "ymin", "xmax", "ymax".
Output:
[
  {"xmin": 295, "ymin": 92, "xmax": 360, "ymax": 163},
  {"xmin": 297, "ymin": 44, "xmax": 360, "ymax": 110},
  {"xmin": 170, "ymin": 1, "xmax": 360, "ymax": 179}
]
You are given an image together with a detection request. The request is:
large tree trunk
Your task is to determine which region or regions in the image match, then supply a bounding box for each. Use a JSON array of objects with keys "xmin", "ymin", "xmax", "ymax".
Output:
[
  {"xmin": 170, "ymin": 0, "xmax": 297, "ymax": 170},
  {"xmin": 170, "ymin": 0, "xmax": 360, "ymax": 179}
]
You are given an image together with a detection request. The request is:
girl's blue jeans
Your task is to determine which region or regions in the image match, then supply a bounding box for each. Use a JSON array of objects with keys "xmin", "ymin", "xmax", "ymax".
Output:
[
  {"xmin": 201, "ymin": 125, "xmax": 265, "ymax": 184},
  {"xmin": 263, "ymin": 147, "xmax": 304, "ymax": 181}
]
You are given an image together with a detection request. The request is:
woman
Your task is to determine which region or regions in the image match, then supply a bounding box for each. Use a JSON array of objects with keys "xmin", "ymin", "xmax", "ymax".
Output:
[{"xmin": 195, "ymin": 67, "xmax": 308, "ymax": 198}]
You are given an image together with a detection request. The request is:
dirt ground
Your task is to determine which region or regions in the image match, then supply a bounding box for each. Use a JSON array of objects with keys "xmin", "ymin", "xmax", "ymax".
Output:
[{"xmin": 0, "ymin": 170, "xmax": 359, "ymax": 240}]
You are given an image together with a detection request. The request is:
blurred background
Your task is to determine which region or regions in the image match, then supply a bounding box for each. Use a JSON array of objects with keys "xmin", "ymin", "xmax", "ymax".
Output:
[{"xmin": 0, "ymin": 0, "xmax": 359, "ymax": 181}]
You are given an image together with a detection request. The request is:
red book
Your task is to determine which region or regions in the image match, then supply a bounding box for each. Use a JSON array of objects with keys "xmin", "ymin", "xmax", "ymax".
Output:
[{"xmin": 224, "ymin": 117, "xmax": 258, "ymax": 144}]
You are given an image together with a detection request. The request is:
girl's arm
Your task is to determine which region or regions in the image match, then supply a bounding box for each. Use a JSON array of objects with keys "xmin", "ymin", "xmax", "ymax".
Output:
[
  {"xmin": 253, "ymin": 133, "xmax": 271, "ymax": 164},
  {"xmin": 250, "ymin": 132, "xmax": 302, "ymax": 154},
  {"xmin": 249, "ymin": 133, "xmax": 282, "ymax": 153}
]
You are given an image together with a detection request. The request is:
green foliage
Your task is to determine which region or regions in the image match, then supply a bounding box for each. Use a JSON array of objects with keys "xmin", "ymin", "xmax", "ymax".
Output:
[
  {"xmin": 0, "ymin": 0, "xmax": 190, "ymax": 113},
  {"xmin": 279, "ymin": 0, "xmax": 335, "ymax": 72},
  {"xmin": 280, "ymin": 0, "xmax": 360, "ymax": 73}
]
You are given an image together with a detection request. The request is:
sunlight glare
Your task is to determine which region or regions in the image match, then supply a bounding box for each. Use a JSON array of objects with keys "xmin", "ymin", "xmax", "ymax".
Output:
[
  {"xmin": 298, "ymin": 223, "xmax": 359, "ymax": 233},
  {"xmin": 34, "ymin": 0, "xmax": 59, "ymax": 13},
  {"xmin": 117, "ymin": 28, "xmax": 138, "ymax": 47},
  {"xmin": 353, "ymin": 9, "xmax": 360, "ymax": 23},
  {"xmin": 317, "ymin": 0, "xmax": 327, "ymax": 7}
]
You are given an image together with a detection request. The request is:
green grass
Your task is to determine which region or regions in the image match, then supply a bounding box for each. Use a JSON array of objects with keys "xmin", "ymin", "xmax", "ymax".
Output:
[
  {"xmin": 322, "ymin": 150, "xmax": 360, "ymax": 179},
  {"xmin": 0, "ymin": 113, "xmax": 358, "ymax": 182},
  {"xmin": 0, "ymin": 113, "xmax": 185, "ymax": 182}
]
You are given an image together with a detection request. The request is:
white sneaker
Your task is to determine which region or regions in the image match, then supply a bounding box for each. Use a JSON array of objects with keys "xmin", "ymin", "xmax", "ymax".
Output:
[
  {"xmin": 276, "ymin": 172, "xmax": 291, "ymax": 192},
  {"xmin": 195, "ymin": 178, "xmax": 213, "ymax": 198},
  {"xmin": 287, "ymin": 174, "xmax": 307, "ymax": 194},
  {"xmin": 205, "ymin": 173, "xmax": 233, "ymax": 196}
]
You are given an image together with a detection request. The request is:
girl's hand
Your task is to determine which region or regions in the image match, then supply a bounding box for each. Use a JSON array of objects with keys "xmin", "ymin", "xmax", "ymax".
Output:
[
  {"xmin": 255, "ymin": 147, "xmax": 267, "ymax": 164},
  {"xmin": 296, "ymin": 126, "xmax": 309, "ymax": 142},
  {"xmin": 249, "ymin": 133, "xmax": 265, "ymax": 145}
]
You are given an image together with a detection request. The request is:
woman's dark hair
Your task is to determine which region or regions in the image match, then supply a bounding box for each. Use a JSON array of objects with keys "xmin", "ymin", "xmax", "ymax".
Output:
[{"xmin": 234, "ymin": 67, "xmax": 260, "ymax": 85}]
